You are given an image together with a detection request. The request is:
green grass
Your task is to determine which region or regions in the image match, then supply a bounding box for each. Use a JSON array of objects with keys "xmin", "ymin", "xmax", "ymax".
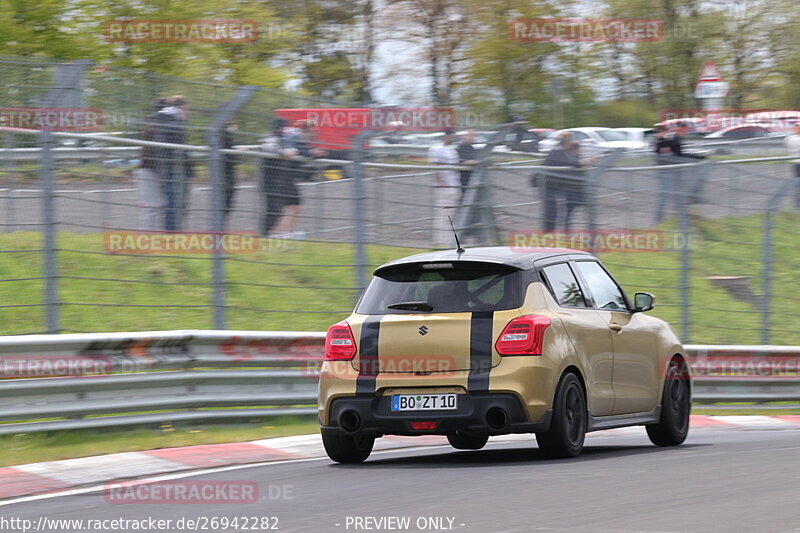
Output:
[
  {"xmin": 598, "ymin": 212, "xmax": 800, "ymax": 345},
  {"xmin": 0, "ymin": 234, "xmax": 419, "ymax": 334},
  {"xmin": 0, "ymin": 417, "xmax": 319, "ymax": 467},
  {"xmin": 0, "ymin": 211, "xmax": 798, "ymax": 342}
]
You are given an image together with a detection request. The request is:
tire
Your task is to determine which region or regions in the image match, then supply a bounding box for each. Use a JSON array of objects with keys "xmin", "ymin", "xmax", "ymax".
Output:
[
  {"xmin": 447, "ymin": 431, "xmax": 489, "ymax": 450},
  {"xmin": 647, "ymin": 358, "xmax": 691, "ymax": 446},
  {"xmin": 536, "ymin": 373, "xmax": 587, "ymax": 459},
  {"xmin": 321, "ymin": 430, "xmax": 375, "ymax": 463}
]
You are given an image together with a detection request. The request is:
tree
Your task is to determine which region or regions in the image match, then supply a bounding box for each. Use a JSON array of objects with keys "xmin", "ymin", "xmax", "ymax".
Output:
[{"xmin": 378, "ymin": 0, "xmax": 476, "ymax": 106}]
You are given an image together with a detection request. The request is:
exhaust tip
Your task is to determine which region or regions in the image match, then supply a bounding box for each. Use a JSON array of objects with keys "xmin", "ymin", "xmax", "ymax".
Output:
[
  {"xmin": 339, "ymin": 410, "xmax": 361, "ymax": 432},
  {"xmin": 486, "ymin": 407, "xmax": 508, "ymax": 430}
]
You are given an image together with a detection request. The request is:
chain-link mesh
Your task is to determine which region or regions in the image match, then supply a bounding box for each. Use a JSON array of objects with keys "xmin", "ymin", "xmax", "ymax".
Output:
[{"xmin": 1, "ymin": 57, "xmax": 799, "ymax": 343}]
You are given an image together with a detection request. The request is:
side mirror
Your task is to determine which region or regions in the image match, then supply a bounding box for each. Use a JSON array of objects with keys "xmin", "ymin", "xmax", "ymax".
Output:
[{"xmin": 633, "ymin": 292, "xmax": 655, "ymax": 313}]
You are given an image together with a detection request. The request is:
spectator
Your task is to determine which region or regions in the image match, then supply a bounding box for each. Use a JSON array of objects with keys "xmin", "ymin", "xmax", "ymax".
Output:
[
  {"xmin": 427, "ymin": 127, "xmax": 461, "ymax": 247},
  {"xmin": 273, "ymin": 120, "xmax": 327, "ymax": 238},
  {"xmin": 785, "ymin": 124, "xmax": 800, "ymax": 210},
  {"xmin": 134, "ymin": 98, "xmax": 166, "ymax": 230},
  {"xmin": 221, "ymin": 122, "xmax": 239, "ymax": 229},
  {"xmin": 653, "ymin": 124, "xmax": 685, "ymax": 224},
  {"xmin": 540, "ymin": 133, "xmax": 589, "ymax": 231},
  {"xmin": 456, "ymin": 129, "xmax": 480, "ymax": 195},
  {"xmin": 258, "ymin": 117, "xmax": 292, "ymax": 237},
  {"xmin": 154, "ymin": 95, "xmax": 193, "ymax": 231}
]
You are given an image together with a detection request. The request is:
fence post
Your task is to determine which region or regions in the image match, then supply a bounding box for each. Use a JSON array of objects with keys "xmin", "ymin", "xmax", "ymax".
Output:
[
  {"xmin": 678, "ymin": 181, "xmax": 691, "ymax": 344},
  {"xmin": 761, "ymin": 176, "xmax": 795, "ymax": 344},
  {"xmin": 3, "ymin": 132, "xmax": 14, "ymax": 232},
  {"xmin": 351, "ymin": 132, "xmax": 375, "ymax": 294},
  {"xmin": 39, "ymin": 59, "xmax": 92, "ymax": 333},
  {"xmin": 40, "ymin": 130, "xmax": 58, "ymax": 333},
  {"xmin": 455, "ymin": 147, "xmax": 495, "ymax": 245},
  {"xmin": 585, "ymin": 150, "xmax": 622, "ymax": 244},
  {"xmin": 208, "ymin": 86, "xmax": 259, "ymax": 330},
  {"xmin": 762, "ymin": 208, "xmax": 773, "ymax": 345}
]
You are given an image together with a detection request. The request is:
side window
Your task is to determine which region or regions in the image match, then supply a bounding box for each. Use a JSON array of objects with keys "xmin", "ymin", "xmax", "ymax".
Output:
[
  {"xmin": 574, "ymin": 261, "xmax": 627, "ymax": 311},
  {"xmin": 541, "ymin": 263, "xmax": 589, "ymax": 308}
]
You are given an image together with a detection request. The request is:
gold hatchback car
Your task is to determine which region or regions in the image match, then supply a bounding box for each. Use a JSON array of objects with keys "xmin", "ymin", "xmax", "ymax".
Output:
[{"xmin": 318, "ymin": 247, "xmax": 691, "ymax": 463}]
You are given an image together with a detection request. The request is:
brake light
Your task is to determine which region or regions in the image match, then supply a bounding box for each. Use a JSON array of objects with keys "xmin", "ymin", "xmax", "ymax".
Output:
[
  {"xmin": 409, "ymin": 421, "xmax": 438, "ymax": 431},
  {"xmin": 325, "ymin": 321, "xmax": 356, "ymax": 360},
  {"xmin": 495, "ymin": 315, "xmax": 551, "ymax": 356}
]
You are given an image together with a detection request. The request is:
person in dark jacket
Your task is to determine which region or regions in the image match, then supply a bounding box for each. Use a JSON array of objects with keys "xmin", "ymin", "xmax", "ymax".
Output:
[
  {"xmin": 258, "ymin": 118, "xmax": 292, "ymax": 237},
  {"xmin": 221, "ymin": 122, "xmax": 239, "ymax": 228},
  {"xmin": 135, "ymin": 98, "xmax": 166, "ymax": 230},
  {"xmin": 271, "ymin": 120, "xmax": 327, "ymax": 238},
  {"xmin": 540, "ymin": 133, "xmax": 589, "ymax": 231},
  {"xmin": 456, "ymin": 129, "xmax": 480, "ymax": 195},
  {"xmin": 653, "ymin": 124, "xmax": 685, "ymax": 224},
  {"xmin": 154, "ymin": 95, "xmax": 193, "ymax": 231}
]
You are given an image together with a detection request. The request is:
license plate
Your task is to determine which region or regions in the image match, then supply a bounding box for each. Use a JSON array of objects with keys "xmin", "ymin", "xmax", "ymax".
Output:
[{"xmin": 391, "ymin": 393, "xmax": 457, "ymax": 412}]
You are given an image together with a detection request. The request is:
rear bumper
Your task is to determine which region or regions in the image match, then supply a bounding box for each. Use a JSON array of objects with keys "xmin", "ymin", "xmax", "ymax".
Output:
[{"xmin": 321, "ymin": 392, "xmax": 552, "ymax": 436}]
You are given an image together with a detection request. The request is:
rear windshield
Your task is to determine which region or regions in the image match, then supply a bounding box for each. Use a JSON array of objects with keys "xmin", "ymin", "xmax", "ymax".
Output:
[{"xmin": 356, "ymin": 262, "xmax": 522, "ymax": 314}]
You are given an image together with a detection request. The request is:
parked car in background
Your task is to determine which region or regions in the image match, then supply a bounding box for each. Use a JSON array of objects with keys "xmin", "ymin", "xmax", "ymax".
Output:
[
  {"xmin": 529, "ymin": 128, "xmax": 556, "ymax": 141},
  {"xmin": 538, "ymin": 127, "xmax": 649, "ymax": 154},
  {"xmin": 614, "ymin": 127, "xmax": 656, "ymax": 147},
  {"xmin": 704, "ymin": 125, "xmax": 777, "ymax": 139}
]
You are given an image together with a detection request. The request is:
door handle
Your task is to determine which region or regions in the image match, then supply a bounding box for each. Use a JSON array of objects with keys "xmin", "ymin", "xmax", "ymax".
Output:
[{"xmin": 609, "ymin": 323, "xmax": 623, "ymax": 332}]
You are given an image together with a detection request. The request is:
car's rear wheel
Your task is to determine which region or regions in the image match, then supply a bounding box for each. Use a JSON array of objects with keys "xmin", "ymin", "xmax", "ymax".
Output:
[
  {"xmin": 447, "ymin": 431, "xmax": 489, "ymax": 450},
  {"xmin": 647, "ymin": 358, "xmax": 690, "ymax": 446},
  {"xmin": 536, "ymin": 373, "xmax": 586, "ymax": 458},
  {"xmin": 321, "ymin": 430, "xmax": 375, "ymax": 463}
]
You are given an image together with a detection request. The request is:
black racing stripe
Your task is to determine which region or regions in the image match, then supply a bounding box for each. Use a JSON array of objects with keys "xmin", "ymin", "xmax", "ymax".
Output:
[
  {"xmin": 468, "ymin": 311, "xmax": 495, "ymax": 393},
  {"xmin": 356, "ymin": 314, "xmax": 383, "ymax": 395}
]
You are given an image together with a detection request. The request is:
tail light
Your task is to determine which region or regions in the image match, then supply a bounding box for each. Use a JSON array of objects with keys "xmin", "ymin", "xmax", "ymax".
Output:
[
  {"xmin": 325, "ymin": 321, "xmax": 356, "ymax": 360},
  {"xmin": 409, "ymin": 421, "xmax": 438, "ymax": 431},
  {"xmin": 495, "ymin": 315, "xmax": 551, "ymax": 356}
]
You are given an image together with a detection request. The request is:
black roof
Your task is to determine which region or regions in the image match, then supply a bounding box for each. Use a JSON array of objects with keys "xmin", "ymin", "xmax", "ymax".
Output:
[{"xmin": 374, "ymin": 246, "xmax": 592, "ymax": 273}]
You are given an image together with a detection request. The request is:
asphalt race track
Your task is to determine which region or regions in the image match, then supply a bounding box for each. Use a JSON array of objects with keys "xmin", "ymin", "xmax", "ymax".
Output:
[{"xmin": 2, "ymin": 427, "xmax": 799, "ymax": 533}]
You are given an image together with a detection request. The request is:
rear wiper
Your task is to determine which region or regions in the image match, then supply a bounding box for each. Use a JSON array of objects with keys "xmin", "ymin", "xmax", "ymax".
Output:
[{"xmin": 386, "ymin": 301, "xmax": 433, "ymax": 312}]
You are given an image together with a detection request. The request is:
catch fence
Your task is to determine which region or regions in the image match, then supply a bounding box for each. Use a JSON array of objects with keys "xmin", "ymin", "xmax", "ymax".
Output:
[{"xmin": 1, "ymin": 58, "xmax": 799, "ymax": 344}]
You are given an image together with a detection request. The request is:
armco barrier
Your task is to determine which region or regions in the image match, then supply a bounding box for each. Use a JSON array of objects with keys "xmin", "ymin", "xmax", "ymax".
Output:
[
  {"xmin": 0, "ymin": 331, "xmax": 798, "ymax": 434},
  {"xmin": 0, "ymin": 330, "xmax": 324, "ymax": 434}
]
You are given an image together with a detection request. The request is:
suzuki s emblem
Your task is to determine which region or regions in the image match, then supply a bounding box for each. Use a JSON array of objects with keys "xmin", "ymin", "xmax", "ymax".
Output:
[{"xmin": 418, "ymin": 325, "xmax": 429, "ymax": 336}]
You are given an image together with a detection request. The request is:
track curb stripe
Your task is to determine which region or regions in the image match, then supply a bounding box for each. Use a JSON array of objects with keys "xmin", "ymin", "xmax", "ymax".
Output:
[{"xmin": 1, "ymin": 415, "xmax": 799, "ymax": 501}]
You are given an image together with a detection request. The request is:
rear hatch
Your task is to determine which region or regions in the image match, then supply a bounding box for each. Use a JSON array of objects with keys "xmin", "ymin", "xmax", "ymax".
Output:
[{"xmin": 351, "ymin": 261, "xmax": 523, "ymax": 373}]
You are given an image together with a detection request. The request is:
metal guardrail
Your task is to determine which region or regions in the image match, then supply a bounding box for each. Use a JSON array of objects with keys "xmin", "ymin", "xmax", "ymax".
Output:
[
  {"xmin": 0, "ymin": 331, "xmax": 798, "ymax": 435},
  {"xmin": 0, "ymin": 330, "xmax": 324, "ymax": 435}
]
